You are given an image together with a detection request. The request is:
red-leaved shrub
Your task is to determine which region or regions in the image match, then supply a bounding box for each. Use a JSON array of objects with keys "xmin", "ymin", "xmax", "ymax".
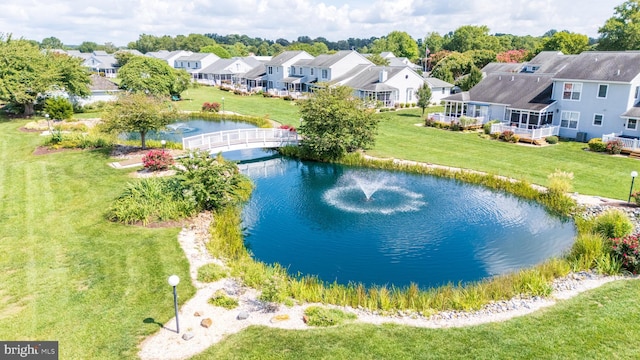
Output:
[{"xmin": 142, "ymin": 149, "xmax": 174, "ymax": 171}]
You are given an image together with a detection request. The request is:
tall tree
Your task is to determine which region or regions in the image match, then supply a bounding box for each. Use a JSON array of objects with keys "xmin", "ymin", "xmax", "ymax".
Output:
[
  {"xmin": 100, "ymin": 93, "xmax": 177, "ymax": 149},
  {"xmin": 371, "ymin": 31, "xmax": 419, "ymax": 61},
  {"xmin": 424, "ymin": 32, "xmax": 445, "ymax": 54},
  {"xmin": 598, "ymin": 0, "xmax": 640, "ymax": 50},
  {"xmin": 540, "ymin": 31, "xmax": 589, "ymax": 54},
  {"xmin": 78, "ymin": 41, "xmax": 98, "ymax": 53},
  {"xmin": 0, "ymin": 38, "xmax": 89, "ymax": 116},
  {"xmin": 456, "ymin": 66, "xmax": 483, "ymax": 91},
  {"xmin": 416, "ymin": 82, "xmax": 432, "ymax": 116},
  {"xmin": 41, "ymin": 36, "xmax": 64, "ymax": 49},
  {"xmin": 430, "ymin": 52, "xmax": 474, "ymax": 84},
  {"xmin": 367, "ymin": 53, "xmax": 390, "ymax": 66},
  {"xmin": 298, "ymin": 85, "xmax": 378, "ymax": 160},
  {"xmin": 445, "ymin": 25, "xmax": 503, "ymax": 53},
  {"xmin": 117, "ymin": 56, "xmax": 191, "ymax": 97},
  {"xmin": 200, "ymin": 44, "xmax": 231, "ymax": 58}
]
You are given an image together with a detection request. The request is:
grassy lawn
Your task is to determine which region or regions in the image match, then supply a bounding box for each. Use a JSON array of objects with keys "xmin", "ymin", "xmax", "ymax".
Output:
[
  {"xmin": 176, "ymin": 86, "xmax": 301, "ymax": 125},
  {"xmin": 194, "ymin": 280, "xmax": 640, "ymax": 360},
  {"xmin": 6, "ymin": 91, "xmax": 639, "ymax": 359},
  {"xmin": 368, "ymin": 108, "xmax": 639, "ymax": 200},
  {"xmin": 0, "ymin": 119, "xmax": 194, "ymax": 359}
]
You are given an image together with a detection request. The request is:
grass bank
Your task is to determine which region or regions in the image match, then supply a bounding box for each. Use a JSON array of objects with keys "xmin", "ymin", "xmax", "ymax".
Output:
[{"xmin": 0, "ymin": 120, "xmax": 194, "ymax": 359}]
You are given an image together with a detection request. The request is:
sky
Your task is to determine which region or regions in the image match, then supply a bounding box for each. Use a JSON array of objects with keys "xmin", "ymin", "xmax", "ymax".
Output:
[{"xmin": 0, "ymin": 0, "xmax": 622, "ymax": 47}]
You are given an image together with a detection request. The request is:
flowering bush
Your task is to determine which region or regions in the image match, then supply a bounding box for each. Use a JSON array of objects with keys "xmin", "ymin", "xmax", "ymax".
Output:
[
  {"xmin": 142, "ymin": 149, "xmax": 174, "ymax": 171},
  {"xmin": 202, "ymin": 102, "xmax": 221, "ymax": 112},
  {"xmin": 496, "ymin": 49, "xmax": 530, "ymax": 63},
  {"xmin": 279, "ymin": 124, "xmax": 297, "ymax": 132},
  {"xmin": 501, "ymin": 130, "xmax": 519, "ymax": 143},
  {"xmin": 605, "ymin": 139, "xmax": 624, "ymax": 154},
  {"xmin": 611, "ymin": 235, "xmax": 640, "ymax": 273}
]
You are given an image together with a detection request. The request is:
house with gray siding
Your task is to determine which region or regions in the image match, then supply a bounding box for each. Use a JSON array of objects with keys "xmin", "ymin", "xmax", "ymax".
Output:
[{"xmin": 264, "ymin": 51, "xmax": 314, "ymax": 92}]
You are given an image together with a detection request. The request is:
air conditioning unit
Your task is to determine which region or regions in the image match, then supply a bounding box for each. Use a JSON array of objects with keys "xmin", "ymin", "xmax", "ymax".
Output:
[{"xmin": 575, "ymin": 132, "xmax": 588, "ymax": 143}]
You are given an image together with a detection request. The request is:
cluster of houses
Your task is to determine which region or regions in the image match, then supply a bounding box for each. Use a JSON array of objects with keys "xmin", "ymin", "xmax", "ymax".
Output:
[
  {"xmin": 55, "ymin": 48, "xmax": 454, "ymax": 108},
  {"xmin": 440, "ymin": 51, "xmax": 640, "ymax": 146},
  {"xmin": 55, "ymin": 47, "xmax": 640, "ymax": 146}
]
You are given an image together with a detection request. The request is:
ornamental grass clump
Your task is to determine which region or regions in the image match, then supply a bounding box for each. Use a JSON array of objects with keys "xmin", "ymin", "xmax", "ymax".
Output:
[
  {"xmin": 142, "ymin": 149, "xmax": 174, "ymax": 171},
  {"xmin": 303, "ymin": 306, "xmax": 356, "ymax": 327},
  {"xmin": 593, "ymin": 209, "xmax": 634, "ymax": 239}
]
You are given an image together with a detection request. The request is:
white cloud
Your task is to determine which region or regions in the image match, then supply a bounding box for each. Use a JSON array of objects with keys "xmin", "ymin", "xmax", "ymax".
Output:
[{"xmin": 0, "ymin": 0, "xmax": 619, "ymax": 46}]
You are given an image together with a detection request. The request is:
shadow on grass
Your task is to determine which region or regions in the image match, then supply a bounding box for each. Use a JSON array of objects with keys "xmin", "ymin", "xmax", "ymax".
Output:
[
  {"xmin": 143, "ymin": 317, "xmax": 164, "ymax": 329},
  {"xmin": 396, "ymin": 113, "xmax": 422, "ymax": 118}
]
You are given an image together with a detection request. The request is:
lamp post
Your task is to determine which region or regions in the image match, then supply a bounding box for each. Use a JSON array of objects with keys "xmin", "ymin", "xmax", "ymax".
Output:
[
  {"xmin": 221, "ymin": 97, "xmax": 225, "ymax": 114},
  {"xmin": 160, "ymin": 140, "xmax": 166, "ymax": 152},
  {"xmin": 629, "ymin": 171, "xmax": 638, "ymax": 203},
  {"xmin": 168, "ymin": 275, "xmax": 180, "ymax": 333}
]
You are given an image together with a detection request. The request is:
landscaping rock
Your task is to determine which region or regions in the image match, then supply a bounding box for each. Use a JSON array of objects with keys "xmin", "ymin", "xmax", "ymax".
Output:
[
  {"xmin": 182, "ymin": 332, "xmax": 194, "ymax": 341},
  {"xmin": 302, "ymin": 315, "xmax": 309, "ymax": 324},
  {"xmin": 237, "ymin": 311, "xmax": 250, "ymax": 320},
  {"xmin": 200, "ymin": 318, "xmax": 213, "ymax": 328},
  {"xmin": 193, "ymin": 311, "xmax": 202, "ymax": 317}
]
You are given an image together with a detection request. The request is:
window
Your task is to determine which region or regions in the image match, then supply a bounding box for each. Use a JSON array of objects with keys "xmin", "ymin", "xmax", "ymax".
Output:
[
  {"xmin": 321, "ymin": 69, "xmax": 328, "ymax": 79},
  {"xmin": 562, "ymin": 82, "xmax": 582, "ymax": 100},
  {"xmin": 636, "ymin": 86, "xmax": 639, "ymax": 99},
  {"xmin": 593, "ymin": 114, "xmax": 603, "ymax": 126},
  {"xmin": 406, "ymin": 88, "xmax": 414, "ymax": 101},
  {"xmin": 291, "ymin": 67, "xmax": 295, "ymax": 75},
  {"xmin": 441, "ymin": 88, "xmax": 445, "ymax": 94},
  {"xmin": 627, "ymin": 118, "xmax": 638, "ymax": 130},
  {"xmin": 597, "ymin": 84, "xmax": 608, "ymax": 98},
  {"xmin": 560, "ymin": 111, "xmax": 580, "ymax": 129},
  {"xmin": 268, "ymin": 66, "xmax": 273, "ymax": 75},
  {"xmin": 311, "ymin": 68, "xmax": 314, "ymax": 75}
]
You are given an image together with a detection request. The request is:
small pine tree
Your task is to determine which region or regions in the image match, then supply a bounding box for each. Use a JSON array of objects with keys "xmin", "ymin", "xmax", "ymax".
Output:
[
  {"xmin": 416, "ymin": 83, "xmax": 432, "ymax": 116},
  {"xmin": 44, "ymin": 97, "xmax": 74, "ymax": 120}
]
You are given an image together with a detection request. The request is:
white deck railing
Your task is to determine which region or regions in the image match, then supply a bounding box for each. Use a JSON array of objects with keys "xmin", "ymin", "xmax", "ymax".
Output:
[
  {"xmin": 183, "ymin": 128, "xmax": 299, "ymax": 153},
  {"xmin": 602, "ymin": 133, "xmax": 640, "ymax": 151},
  {"xmin": 430, "ymin": 113, "xmax": 484, "ymax": 125},
  {"xmin": 490, "ymin": 123, "xmax": 559, "ymax": 140}
]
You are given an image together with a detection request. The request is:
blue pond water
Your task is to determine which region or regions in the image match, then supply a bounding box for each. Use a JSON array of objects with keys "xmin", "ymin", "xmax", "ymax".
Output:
[
  {"xmin": 241, "ymin": 158, "xmax": 576, "ymax": 289},
  {"xmin": 124, "ymin": 119, "xmax": 275, "ymax": 161}
]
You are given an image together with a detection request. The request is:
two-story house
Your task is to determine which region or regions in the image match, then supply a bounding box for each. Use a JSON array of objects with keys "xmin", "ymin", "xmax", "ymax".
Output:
[
  {"xmin": 174, "ymin": 53, "xmax": 220, "ymax": 75},
  {"xmin": 264, "ymin": 51, "xmax": 314, "ymax": 92}
]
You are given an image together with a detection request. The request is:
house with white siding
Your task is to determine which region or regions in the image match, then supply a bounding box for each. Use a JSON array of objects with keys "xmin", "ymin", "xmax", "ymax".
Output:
[
  {"xmin": 343, "ymin": 66, "xmax": 426, "ymax": 107},
  {"xmin": 298, "ymin": 50, "xmax": 373, "ymax": 91},
  {"xmin": 174, "ymin": 53, "xmax": 220, "ymax": 74},
  {"xmin": 424, "ymin": 77, "xmax": 454, "ymax": 105}
]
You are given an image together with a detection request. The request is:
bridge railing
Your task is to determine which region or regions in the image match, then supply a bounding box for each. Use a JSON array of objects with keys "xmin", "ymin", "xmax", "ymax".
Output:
[{"xmin": 182, "ymin": 128, "xmax": 299, "ymax": 152}]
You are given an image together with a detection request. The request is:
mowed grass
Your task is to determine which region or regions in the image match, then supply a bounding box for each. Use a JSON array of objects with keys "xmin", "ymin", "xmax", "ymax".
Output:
[
  {"xmin": 176, "ymin": 86, "xmax": 301, "ymax": 125},
  {"xmin": 369, "ymin": 108, "xmax": 640, "ymax": 199},
  {"xmin": 0, "ymin": 119, "xmax": 194, "ymax": 359},
  {"xmin": 194, "ymin": 280, "xmax": 640, "ymax": 360}
]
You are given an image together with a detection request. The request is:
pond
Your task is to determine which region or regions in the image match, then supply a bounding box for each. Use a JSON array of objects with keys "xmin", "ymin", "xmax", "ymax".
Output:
[
  {"xmin": 123, "ymin": 119, "xmax": 275, "ymax": 161},
  {"xmin": 241, "ymin": 158, "xmax": 576, "ymax": 289}
]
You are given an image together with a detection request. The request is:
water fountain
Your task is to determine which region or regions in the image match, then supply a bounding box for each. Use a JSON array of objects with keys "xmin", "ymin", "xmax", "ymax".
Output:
[
  {"xmin": 165, "ymin": 122, "xmax": 196, "ymax": 133},
  {"xmin": 322, "ymin": 171, "xmax": 425, "ymax": 214}
]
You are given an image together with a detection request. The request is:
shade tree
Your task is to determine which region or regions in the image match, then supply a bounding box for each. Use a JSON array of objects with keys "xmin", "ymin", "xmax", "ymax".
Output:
[{"xmin": 598, "ymin": 0, "xmax": 640, "ymax": 50}]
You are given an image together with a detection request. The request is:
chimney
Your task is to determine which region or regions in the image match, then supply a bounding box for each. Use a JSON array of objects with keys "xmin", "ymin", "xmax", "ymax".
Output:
[{"xmin": 379, "ymin": 69, "xmax": 388, "ymax": 82}]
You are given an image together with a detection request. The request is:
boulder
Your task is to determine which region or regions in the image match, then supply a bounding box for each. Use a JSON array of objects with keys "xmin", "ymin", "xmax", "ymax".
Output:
[
  {"xmin": 237, "ymin": 311, "xmax": 250, "ymax": 320},
  {"xmin": 200, "ymin": 318, "xmax": 213, "ymax": 328},
  {"xmin": 182, "ymin": 332, "xmax": 194, "ymax": 341}
]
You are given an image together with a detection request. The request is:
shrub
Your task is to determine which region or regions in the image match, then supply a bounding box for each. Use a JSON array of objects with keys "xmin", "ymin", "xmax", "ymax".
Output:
[
  {"xmin": 631, "ymin": 190, "xmax": 640, "ymax": 205},
  {"xmin": 545, "ymin": 135, "xmax": 559, "ymax": 144},
  {"xmin": 142, "ymin": 149, "xmax": 174, "ymax": 171},
  {"xmin": 303, "ymin": 306, "xmax": 357, "ymax": 327},
  {"xmin": 202, "ymin": 102, "xmax": 221, "ymax": 112},
  {"xmin": 424, "ymin": 117, "xmax": 436, "ymax": 127},
  {"xmin": 483, "ymin": 120, "xmax": 500, "ymax": 135},
  {"xmin": 44, "ymin": 97, "xmax": 74, "ymax": 120},
  {"xmin": 282, "ymin": 95, "xmax": 294, "ymax": 101},
  {"xmin": 450, "ymin": 121, "xmax": 461, "ymax": 131},
  {"xmin": 547, "ymin": 169, "xmax": 574, "ymax": 194},
  {"xmin": 593, "ymin": 209, "xmax": 634, "ymax": 239},
  {"xmin": 279, "ymin": 124, "xmax": 297, "ymax": 132},
  {"xmin": 490, "ymin": 132, "xmax": 501, "ymax": 140},
  {"xmin": 588, "ymin": 138, "xmax": 607, "ymax": 152},
  {"xmin": 606, "ymin": 139, "xmax": 624, "ymax": 154},
  {"xmin": 610, "ymin": 235, "xmax": 640, "ymax": 274},
  {"xmin": 459, "ymin": 116, "xmax": 478, "ymax": 129},
  {"xmin": 197, "ymin": 263, "xmax": 228, "ymax": 283},
  {"xmin": 209, "ymin": 290, "xmax": 239, "ymax": 309}
]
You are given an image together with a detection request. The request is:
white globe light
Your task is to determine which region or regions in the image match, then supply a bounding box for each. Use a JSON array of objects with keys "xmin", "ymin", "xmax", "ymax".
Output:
[
  {"xmin": 632, "ymin": 171, "xmax": 638, "ymax": 178},
  {"xmin": 168, "ymin": 275, "xmax": 180, "ymax": 286}
]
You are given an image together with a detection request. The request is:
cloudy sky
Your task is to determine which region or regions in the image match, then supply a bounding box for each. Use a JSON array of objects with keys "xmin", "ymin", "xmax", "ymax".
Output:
[{"xmin": 0, "ymin": 0, "xmax": 620, "ymax": 46}]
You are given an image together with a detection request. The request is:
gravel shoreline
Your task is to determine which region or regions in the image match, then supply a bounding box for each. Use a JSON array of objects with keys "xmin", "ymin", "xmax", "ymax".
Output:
[{"xmin": 138, "ymin": 198, "xmax": 637, "ymax": 360}]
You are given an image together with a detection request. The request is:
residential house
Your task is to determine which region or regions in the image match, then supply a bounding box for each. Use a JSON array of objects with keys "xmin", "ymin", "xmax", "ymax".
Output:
[
  {"xmin": 82, "ymin": 50, "xmax": 118, "ymax": 78},
  {"xmin": 174, "ymin": 53, "xmax": 220, "ymax": 75},
  {"xmin": 424, "ymin": 77, "xmax": 454, "ymax": 105},
  {"xmin": 551, "ymin": 51, "xmax": 640, "ymax": 142},
  {"xmin": 299, "ymin": 50, "xmax": 373, "ymax": 91},
  {"xmin": 146, "ymin": 50, "xmax": 193, "ymax": 68},
  {"xmin": 343, "ymin": 66, "xmax": 426, "ymax": 107},
  {"xmin": 264, "ymin": 51, "xmax": 314, "ymax": 92},
  {"xmin": 74, "ymin": 74, "xmax": 121, "ymax": 105},
  {"xmin": 196, "ymin": 57, "xmax": 258, "ymax": 86}
]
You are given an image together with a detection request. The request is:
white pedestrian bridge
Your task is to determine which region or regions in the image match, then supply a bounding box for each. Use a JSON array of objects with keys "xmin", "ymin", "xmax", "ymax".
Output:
[{"xmin": 182, "ymin": 128, "xmax": 300, "ymax": 154}]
